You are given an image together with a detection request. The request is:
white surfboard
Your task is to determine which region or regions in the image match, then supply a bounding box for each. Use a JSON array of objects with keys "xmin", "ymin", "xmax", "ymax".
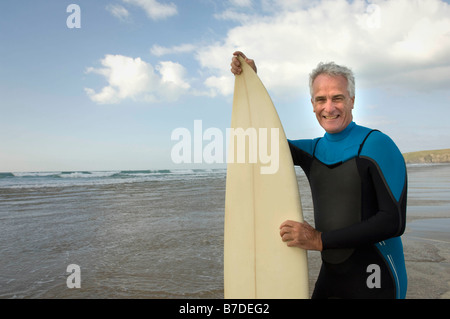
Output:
[{"xmin": 224, "ymin": 56, "xmax": 309, "ymax": 299}]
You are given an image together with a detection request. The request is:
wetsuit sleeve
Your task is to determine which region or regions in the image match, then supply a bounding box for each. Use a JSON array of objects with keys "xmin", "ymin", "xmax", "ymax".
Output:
[
  {"xmin": 287, "ymin": 139, "xmax": 317, "ymax": 174},
  {"xmin": 321, "ymin": 132, "xmax": 407, "ymax": 250}
]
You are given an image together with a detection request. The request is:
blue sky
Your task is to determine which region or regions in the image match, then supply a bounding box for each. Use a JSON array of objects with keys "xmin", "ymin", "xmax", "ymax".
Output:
[{"xmin": 1, "ymin": 0, "xmax": 450, "ymax": 172}]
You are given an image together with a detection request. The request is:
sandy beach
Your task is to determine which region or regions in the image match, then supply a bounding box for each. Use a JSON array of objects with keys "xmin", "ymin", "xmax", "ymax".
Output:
[
  {"xmin": 403, "ymin": 164, "xmax": 450, "ymax": 299},
  {"xmin": 298, "ymin": 164, "xmax": 450, "ymax": 299},
  {"xmin": 305, "ymin": 225, "xmax": 450, "ymax": 299}
]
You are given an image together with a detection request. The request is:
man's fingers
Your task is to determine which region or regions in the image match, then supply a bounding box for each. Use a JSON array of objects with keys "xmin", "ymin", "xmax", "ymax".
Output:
[
  {"xmin": 280, "ymin": 220, "xmax": 297, "ymax": 229},
  {"xmin": 230, "ymin": 55, "xmax": 242, "ymax": 75},
  {"xmin": 280, "ymin": 227, "xmax": 289, "ymax": 238},
  {"xmin": 279, "ymin": 220, "xmax": 298, "ymax": 241},
  {"xmin": 233, "ymin": 51, "xmax": 247, "ymax": 59}
]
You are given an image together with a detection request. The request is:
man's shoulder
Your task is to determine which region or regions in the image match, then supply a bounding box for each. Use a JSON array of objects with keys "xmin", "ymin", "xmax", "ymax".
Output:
[
  {"xmin": 360, "ymin": 129, "xmax": 401, "ymax": 156},
  {"xmin": 288, "ymin": 138, "xmax": 321, "ymax": 156},
  {"xmin": 359, "ymin": 128, "xmax": 407, "ymax": 201}
]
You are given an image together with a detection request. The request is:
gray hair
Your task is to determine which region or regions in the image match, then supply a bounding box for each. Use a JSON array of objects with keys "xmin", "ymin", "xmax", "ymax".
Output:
[{"xmin": 309, "ymin": 62, "xmax": 355, "ymax": 98}]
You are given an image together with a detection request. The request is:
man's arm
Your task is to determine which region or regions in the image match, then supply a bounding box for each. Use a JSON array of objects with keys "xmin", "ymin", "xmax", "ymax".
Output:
[{"xmin": 279, "ymin": 140, "xmax": 322, "ymax": 251}]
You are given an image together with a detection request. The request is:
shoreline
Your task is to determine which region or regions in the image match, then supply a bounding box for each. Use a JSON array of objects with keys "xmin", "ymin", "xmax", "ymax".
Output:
[
  {"xmin": 403, "ymin": 217, "xmax": 450, "ymax": 299},
  {"xmin": 403, "ymin": 163, "xmax": 450, "ymax": 297}
]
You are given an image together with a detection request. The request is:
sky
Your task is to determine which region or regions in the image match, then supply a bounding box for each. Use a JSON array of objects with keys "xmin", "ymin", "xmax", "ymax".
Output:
[{"xmin": 1, "ymin": 0, "xmax": 450, "ymax": 172}]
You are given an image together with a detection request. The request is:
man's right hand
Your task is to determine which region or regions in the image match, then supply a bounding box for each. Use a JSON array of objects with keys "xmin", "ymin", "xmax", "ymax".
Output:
[{"xmin": 230, "ymin": 51, "xmax": 257, "ymax": 75}]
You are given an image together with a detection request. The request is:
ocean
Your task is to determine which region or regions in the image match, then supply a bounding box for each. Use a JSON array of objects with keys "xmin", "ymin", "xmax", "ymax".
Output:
[
  {"xmin": 0, "ymin": 169, "xmax": 228, "ymax": 298},
  {"xmin": 0, "ymin": 164, "xmax": 449, "ymax": 299}
]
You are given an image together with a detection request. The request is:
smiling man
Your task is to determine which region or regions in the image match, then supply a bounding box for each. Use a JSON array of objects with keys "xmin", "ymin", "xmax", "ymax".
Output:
[
  {"xmin": 310, "ymin": 70, "xmax": 355, "ymax": 134},
  {"xmin": 231, "ymin": 52, "xmax": 408, "ymax": 299}
]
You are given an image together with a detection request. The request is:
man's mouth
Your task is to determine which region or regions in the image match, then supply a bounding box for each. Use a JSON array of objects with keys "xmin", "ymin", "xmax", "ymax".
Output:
[{"xmin": 323, "ymin": 115, "xmax": 339, "ymax": 120}]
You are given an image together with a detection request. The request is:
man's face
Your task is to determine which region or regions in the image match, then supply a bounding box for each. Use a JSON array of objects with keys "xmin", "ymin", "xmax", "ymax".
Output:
[{"xmin": 311, "ymin": 74, "xmax": 355, "ymax": 134}]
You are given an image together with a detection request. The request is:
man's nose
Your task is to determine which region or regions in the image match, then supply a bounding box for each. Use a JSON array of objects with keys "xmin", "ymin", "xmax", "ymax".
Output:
[{"xmin": 324, "ymin": 100, "xmax": 336, "ymax": 113}]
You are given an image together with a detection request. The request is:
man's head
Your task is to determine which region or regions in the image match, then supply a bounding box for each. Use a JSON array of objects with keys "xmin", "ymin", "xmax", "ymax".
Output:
[{"xmin": 309, "ymin": 62, "xmax": 355, "ymax": 134}]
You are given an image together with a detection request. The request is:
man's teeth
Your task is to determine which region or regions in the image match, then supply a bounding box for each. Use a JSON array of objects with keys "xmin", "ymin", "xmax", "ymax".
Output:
[{"xmin": 324, "ymin": 116, "xmax": 338, "ymax": 119}]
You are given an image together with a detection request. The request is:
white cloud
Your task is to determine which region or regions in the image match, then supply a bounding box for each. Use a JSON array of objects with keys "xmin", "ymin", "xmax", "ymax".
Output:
[
  {"xmin": 150, "ymin": 43, "xmax": 196, "ymax": 56},
  {"xmin": 157, "ymin": 61, "xmax": 190, "ymax": 89},
  {"xmin": 122, "ymin": 0, "xmax": 177, "ymax": 20},
  {"xmin": 198, "ymin": 0, "xmax": 450, "ymax": 97},
  {"xmin": 85, "ymin": 55, "xmax": 190, "ymax": 104},
  {"xmin": 106, "ymin": 4, "xmax": 131, "ymax": 22},
  {"xmin": 204, "ymin": 75, "xmax": 234, "ymax": 97},
  {"xmin": 229, "ymin": 0, "xmax": 253, "ymax": 7},
  {"xmin": 95, "ymin": 0, "xmax": 450, "ymax": 103}
]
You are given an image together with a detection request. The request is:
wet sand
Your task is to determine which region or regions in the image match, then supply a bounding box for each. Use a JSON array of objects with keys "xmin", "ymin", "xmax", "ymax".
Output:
[
  {"xmin": 403, "ymin": 164, "xmax": 450, "ymax": 299},
  {"xmin": 402, "ymin": 219, "xmax": 450, "ymax": 299},
  {"xmin": 304, "ymin": 220, "xmax": 450, "ymax": 299},
  {"xmin": 301, "ymin": 164, "xmax": 450, "ymax": 299}
]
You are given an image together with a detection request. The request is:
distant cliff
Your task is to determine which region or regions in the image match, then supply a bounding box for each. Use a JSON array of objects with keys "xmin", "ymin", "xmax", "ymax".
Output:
[{"xmin": 403, "ymin": 149, "xmax": 450, "ymax": 164}]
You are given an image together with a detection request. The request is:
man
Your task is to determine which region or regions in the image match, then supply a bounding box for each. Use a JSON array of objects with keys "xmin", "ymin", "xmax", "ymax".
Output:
[{"xmin": 230, "ymin": 51, "xmax": 407, "ymax": 299}]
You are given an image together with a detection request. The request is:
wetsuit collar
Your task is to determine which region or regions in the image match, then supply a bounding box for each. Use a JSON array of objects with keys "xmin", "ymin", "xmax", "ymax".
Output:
[{"xmin": 324, "ymin": 121, "xmax": 356, "ymax": 142}]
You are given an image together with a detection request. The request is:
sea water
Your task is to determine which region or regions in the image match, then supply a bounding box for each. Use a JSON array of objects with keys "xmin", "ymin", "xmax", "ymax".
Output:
[
  {"xmin": 0, "ymin": 165, "xmax": 449, "ymax": 298},
  {"xmin": 0, "ymin": 169, "xmax": 229, "ymax": 298}
]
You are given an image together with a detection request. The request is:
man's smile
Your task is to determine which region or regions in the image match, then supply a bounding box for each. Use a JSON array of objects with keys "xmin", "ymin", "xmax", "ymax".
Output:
[{"xmin": 323, "ymin": 115, "xmax": 339, "ymax": 120}]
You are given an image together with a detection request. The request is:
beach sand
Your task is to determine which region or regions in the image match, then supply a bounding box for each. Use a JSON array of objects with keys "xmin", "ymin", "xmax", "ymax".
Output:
[
  {"xmin": 402, "ymin": 217, "xmax": 450, "ymax": 299},
  {"xmin": 298, "ymin": 164, "xmax": 450, "ymax": 299},
  {"xmin": 304, "ymin": 225, "xmax": 450, "ymax": 299},
  {"xmin": 402, "ymin": 164, "xmax": 450, "ymax": 299}
]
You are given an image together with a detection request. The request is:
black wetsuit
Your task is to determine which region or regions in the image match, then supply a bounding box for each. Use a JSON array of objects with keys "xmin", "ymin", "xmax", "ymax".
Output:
[{"xmin": 288, "ymin": 122, "xmax": 407, "ymax": 299}]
